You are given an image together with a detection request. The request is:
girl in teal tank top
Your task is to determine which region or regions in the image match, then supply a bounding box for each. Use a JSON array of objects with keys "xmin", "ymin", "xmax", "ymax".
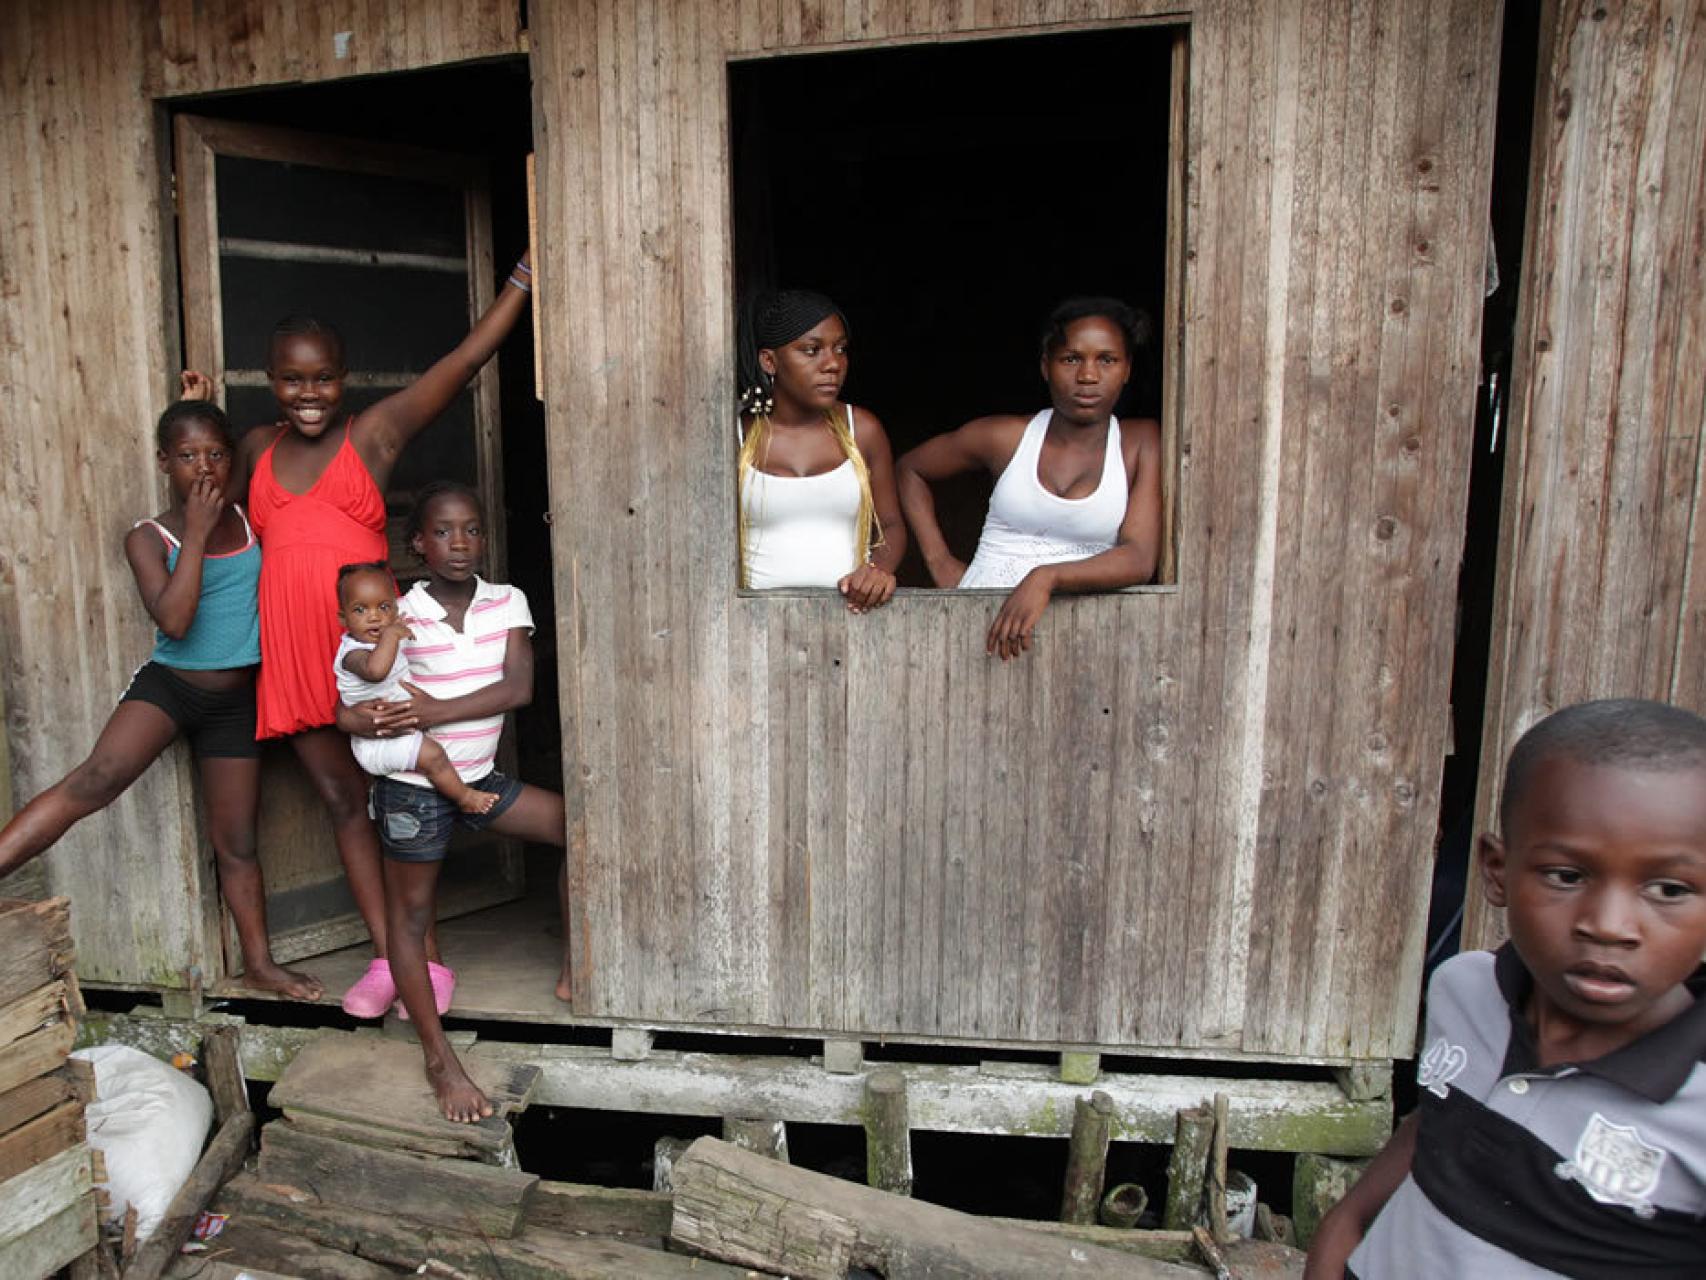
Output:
[{"xmin": 0, "ymin": 397, "xmax": 321, "ymax": 1000}]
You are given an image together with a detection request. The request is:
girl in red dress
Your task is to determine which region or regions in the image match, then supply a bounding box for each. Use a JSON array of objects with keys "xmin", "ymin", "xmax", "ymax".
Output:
[{"xmin": 227, "ymin": 253, "xmax": 532, "ymax": 1022}]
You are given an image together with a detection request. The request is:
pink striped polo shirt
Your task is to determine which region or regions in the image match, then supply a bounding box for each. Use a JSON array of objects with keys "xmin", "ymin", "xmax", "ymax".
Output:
[{"xmin": 388, "ymin": 577, "xmax": 534, "ymax": 787}]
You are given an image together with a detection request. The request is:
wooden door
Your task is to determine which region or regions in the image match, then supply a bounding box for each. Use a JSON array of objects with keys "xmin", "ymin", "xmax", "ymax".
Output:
[{"xmin": 174, "ymin": 114, "xmax": 523, "ymax": 972}]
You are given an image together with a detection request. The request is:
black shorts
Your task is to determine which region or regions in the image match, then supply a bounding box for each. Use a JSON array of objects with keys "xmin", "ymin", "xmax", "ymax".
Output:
[
  {"xmin": 370, "ymin": 770, "xmax": 523, "ymax": 863},
  {"xmin": 120, "ymin": 662, "xmax": 258, "ymax": 759}
]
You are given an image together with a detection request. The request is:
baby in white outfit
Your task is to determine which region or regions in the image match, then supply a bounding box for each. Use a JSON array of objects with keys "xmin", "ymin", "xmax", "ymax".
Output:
[{"xmin": 333, "ymin": 563, "xmax": 495, "ymax": 815}]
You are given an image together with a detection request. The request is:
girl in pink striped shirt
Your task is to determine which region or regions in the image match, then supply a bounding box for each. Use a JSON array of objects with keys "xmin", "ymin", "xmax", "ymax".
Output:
[{"xmin": 337, "ymin": 481, "xmax": 567, "ymax": 1123}]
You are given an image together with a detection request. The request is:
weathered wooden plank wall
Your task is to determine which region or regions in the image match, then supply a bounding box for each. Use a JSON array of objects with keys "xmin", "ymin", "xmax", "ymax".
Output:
[
  {"xmin": 0, "ymin": 1, "xmax": 211, "ymax": 983},
  {"xmin": 149, "ymin": 0, "xmax": 522, "ymax": 96},
  {"xmin": 536, "ymin": 0, "xmax": 1501, "ymax": 1059},
  {"xmin": 1465, "ymin": 0, "xmax": 1706, "ymax": 950}
]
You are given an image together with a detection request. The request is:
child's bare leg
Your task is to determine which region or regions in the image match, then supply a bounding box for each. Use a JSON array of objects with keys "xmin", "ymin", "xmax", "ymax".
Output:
[
  {"xmin": 484, "ymin": 786, "xmax": 572, "ymax": 1004},
  {"xmin": 415, "ymin": 738, "xmax": 496, "ymax": 816},
  {"xmin": 382, "ymin": 856, "xmax": 491, "ymax": 1123},
  {"xmin": 199, "ymin": 756, "xmax": 322, "ymax": 1000},
  {"xmin": 289, "ymin": 727, "xmax": 389, "ymax": 955},
  {"xmin": 0, "ymin": 703, "xmax": 179, "ymax": 877}
]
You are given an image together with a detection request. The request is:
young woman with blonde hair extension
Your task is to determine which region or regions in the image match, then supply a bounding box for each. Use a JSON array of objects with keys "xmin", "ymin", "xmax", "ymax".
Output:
[{"xmin": 735, "ymin": 290, "xmax": 905, "ymax": 610}]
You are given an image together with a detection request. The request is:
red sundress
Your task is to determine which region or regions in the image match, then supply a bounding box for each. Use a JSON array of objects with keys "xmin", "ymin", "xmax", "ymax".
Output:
[{"xmin": 248, "ymin": 426, "xmax": 388, "ymax": 739}]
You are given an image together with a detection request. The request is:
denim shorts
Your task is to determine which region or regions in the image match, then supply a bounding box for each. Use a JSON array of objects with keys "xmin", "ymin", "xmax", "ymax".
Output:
[{"xmin": 370, "ymin": 770, "xmax": 523, "ymax": 863}]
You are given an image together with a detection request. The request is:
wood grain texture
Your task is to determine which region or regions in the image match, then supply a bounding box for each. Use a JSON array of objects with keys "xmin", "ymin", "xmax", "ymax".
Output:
[
  {"xmin": 5, "ymin": 0, "xmax": 1500, "ymax": 1062},
  {"xmin": 150, "ymin": 0, "xmax": 522, "ymax": 97},
  {"xmin": 0, "ymin": 4, "xmax": 211, "ymax": 990},
  {"xmin": 538, "ymin": 0, "xmax": 1499, "ymax": 1058},
  {"xmin": 1465, "ymin": 0, "xmax": 1706, "ymax": 949}
]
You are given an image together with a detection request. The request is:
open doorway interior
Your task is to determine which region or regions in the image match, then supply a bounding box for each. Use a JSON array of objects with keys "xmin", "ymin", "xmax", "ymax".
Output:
[
  {"xmin": 729, "ymin": 26, "xmax": 1178, "ymax": 585},
  {"xmin": 167, "ymin": 60, "xmax": 561, "ymax": 993}
]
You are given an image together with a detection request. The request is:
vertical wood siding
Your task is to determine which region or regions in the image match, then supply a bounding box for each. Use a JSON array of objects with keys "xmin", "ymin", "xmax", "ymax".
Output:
[
  {"xmin": 0, "ymin": 1, "xmax": 212, "ymax": 984},
  {"xmin": 537, "ymin": 0, "xmax": 1501, "ymax": 1057},
  {"xmin": 1465, "ymin": 0, "xmax": 1706, "ymax": 950},
  {"xmin": 150, "ymin": 0, "xmax": 522, "ymax": 97}
]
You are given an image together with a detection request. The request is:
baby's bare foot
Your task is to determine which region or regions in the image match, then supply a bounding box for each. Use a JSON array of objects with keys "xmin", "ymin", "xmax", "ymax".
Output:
[
  {"xmin": 456, "ymin": 788, "xmax": 498, "ymax": 815},
  {"xmin": 426, "ymin": 1057, "xmax": 493, "ymax": 1123},
  {"xmin": 242, "ymin": 961, "xmax": 325, "ymax": 1001}
]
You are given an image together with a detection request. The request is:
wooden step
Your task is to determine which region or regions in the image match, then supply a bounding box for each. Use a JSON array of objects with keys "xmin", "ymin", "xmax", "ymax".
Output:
[{"xmin": 268, "ymin": 1033, "xmax": 540, "ymax": 1160}]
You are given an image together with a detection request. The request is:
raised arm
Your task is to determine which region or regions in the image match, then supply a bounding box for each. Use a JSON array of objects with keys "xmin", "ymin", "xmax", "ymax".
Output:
[
  {"xmin": 123, "ymin": 480, "xmax": 224, "ymax": 639},
  {"xmin": 984, "ymin": 418, "xmax": 1162, "ymax": 660},
  {"xmin": 352, "ymin": 253, "xmax": 532, "ymax": 487},
  {"xmin": 896, "ymin": 417, "xmax": 1018, "ymax": 589}
]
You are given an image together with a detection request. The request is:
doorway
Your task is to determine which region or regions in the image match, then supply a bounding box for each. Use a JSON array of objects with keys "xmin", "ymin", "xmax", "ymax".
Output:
[{"xmin": 165, "ymin": 60, "xmax": 560, "ymax": 990}]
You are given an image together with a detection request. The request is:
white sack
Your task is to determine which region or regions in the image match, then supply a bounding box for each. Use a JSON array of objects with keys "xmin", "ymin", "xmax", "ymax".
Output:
[{"xmin": 72, "ymin": 1044, "xmax": 213, "ymax": 1240}]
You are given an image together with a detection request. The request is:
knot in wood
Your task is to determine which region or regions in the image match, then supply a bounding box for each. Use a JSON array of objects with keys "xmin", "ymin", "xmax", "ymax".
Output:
[{"xmin": 1374, "ymin": 516, "xmax": 1398, "ymax": 541}]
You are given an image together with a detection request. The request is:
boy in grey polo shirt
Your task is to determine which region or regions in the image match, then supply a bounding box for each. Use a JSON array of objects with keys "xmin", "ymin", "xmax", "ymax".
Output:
[{"xmin": 1307, "ymin": 699, "xmax": 1706, "ymax": 1279}]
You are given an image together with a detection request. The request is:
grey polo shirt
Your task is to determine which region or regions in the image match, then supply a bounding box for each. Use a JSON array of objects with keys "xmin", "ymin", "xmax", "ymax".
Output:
[{"xmin": 1347, "ymin": 946, "xmax": 1706, "ymax": 1278}]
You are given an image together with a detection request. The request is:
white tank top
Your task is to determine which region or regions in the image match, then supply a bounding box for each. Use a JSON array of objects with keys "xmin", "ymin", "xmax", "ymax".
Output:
[
  {"xmin": 958, "ymin": 410, "xmax": 1127, "ymax": 590},
  {"xmin": 739, "ymin": 405, "xmax": 862, "ymax": 589}
]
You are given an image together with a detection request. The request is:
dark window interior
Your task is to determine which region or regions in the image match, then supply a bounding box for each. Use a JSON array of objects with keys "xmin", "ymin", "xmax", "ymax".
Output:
[
  {"xmin": 216, "ymin": 154, "xmax": 481, "ymax": 496},
  {"xmin": 730, "ymin": 27, "xmax": 1175, "ymax": 580}
]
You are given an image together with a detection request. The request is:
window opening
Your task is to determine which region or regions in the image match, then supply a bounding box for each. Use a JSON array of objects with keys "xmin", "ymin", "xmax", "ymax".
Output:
[{"xmin": 729, "ymin": 26, "xmax": 1179, "ymax": 588}]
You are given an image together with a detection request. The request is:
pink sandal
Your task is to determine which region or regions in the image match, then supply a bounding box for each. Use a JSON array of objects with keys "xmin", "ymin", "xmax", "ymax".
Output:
[
  {"xmin": 393, "ymin": 962, "xmax": 457, "ymax": 1021},
  {"xmin": 339, "ymin": 958, "xmax": 396, "ymax": 1019}
]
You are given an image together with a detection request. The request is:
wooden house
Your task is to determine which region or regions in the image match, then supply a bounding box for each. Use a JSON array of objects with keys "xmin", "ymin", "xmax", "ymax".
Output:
[{"xmin": 1, "ymin": 0, "xmax": 1701, "ymax": 1168}]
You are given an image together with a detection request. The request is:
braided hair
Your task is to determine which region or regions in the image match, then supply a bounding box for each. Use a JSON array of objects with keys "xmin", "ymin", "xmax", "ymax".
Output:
[{"xmin": 734, "ymin": 290, "xmax": 880, "ymax": 587}]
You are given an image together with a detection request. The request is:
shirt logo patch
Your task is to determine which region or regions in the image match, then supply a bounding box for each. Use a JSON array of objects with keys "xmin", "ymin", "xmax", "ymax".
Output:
[
  {"xmin": 1417, "ymin": 1037, "xmax": 1468, "ymax": 1098},
  {"xmin": 1554, "ymin": 1112, "xmax": 1665, "ymax": 1219}
]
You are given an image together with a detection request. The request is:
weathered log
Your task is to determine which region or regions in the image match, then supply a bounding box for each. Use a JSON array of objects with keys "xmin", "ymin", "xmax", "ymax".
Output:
[
  {"xmin": 987, "ymin": 1217, "xmax": 1191, "ymax": 1262},
  {"xmin": 527, "ymin": 1179, "xmax": 672, "ymax": 1238},
  {"xmin": 200, "ymin": 1025, "xmax": 249, "ymax": 1126},
  {"xmin": 257, "ymin": 1121, "xmax": 536, "ymax": 1239},
  {"xmin": 863, "ymin": 1067, "xmax": 911, "ymax": 1196},
  {"xmin": 1208, "ymin": 1092, "xmax": 1230, "ymax": 1241},
  {"xmin": 669, "ymin": 1135, "xmax": 1199, "ymax": 1280},
  {"xmin": 651, "ymin": 1135, "xmax": 691, "ymax": 1192},
  {"xmin": 1191, "ymin": 1225, "xmax": 1234, "ymax": 1280},
  {"xmin": 188, "ymin": 1221, "xmax": 395, "ymax": 1280},
  {"xmin": 722, "ymin": 1115, "xmax": 789, "ymax": 1162},
  {"xmin": 1162, "ymin": 1106, "xmax": 1214, "ymax": 1230},
  {"xmin": 121, "ymin": 1111, "xmax": 253, "ymax": 1280},
  {"xmin": 215, "ymin": 1172, "xmax": 752, "ymax": 1279},
  {"xmin": 1099, "ymin": 1181, "xmax": 1150, "ymax": 1230},
  {"xmin": 1060, "ymin": 1090, "xmax": 1115, "ymax": 1225},
  {"xmin": 1292, "ymin": 1153, "xmax": 1371, "ymax": 1249}
]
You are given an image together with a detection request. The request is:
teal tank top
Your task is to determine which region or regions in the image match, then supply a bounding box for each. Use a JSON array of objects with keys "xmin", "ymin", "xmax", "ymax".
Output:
[{"xmin": 135, "ymin": 507, "xmax": 262, "ymax": 670}]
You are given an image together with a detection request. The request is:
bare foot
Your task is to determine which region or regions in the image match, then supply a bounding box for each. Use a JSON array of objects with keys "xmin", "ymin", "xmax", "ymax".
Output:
[
  {"xmin": 426, "ymin": 1056, "xmax": 493, "ymax": 1123},
  {"xmin": 455, "ymin": 787, "xmax": 499, "ymax": 816},
  {"xmin": 555, "ymin": 962, "xmax": 572, "ymax": 1004},
  {"xmin": 241, "ymin": 960, "xmax": 325, "ymax": 1001}
]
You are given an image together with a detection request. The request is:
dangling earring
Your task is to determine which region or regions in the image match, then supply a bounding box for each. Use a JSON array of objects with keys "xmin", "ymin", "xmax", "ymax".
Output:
[{"xmin": 740, "ymin": 379, "xmax": 774, "ymax": 417}]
